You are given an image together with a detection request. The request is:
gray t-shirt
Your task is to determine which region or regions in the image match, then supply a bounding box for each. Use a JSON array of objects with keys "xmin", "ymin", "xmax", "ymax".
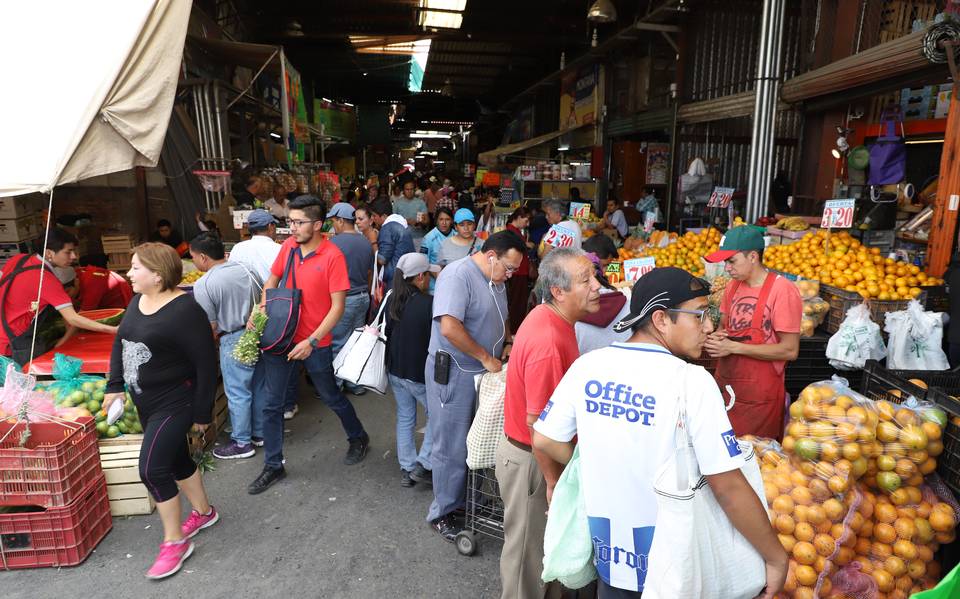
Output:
[
  {"xmin": 437, "ymin": 235, "xmax": 480, "ymax": 266},
  {"xmin": 428, "ymin": 256, "xmax": 508, "ymax": 371},
  {"xmin": 330, "ymin": 232, "xmax": 374, "ymax": 293},
  {"xmin": 192, "ymin": 261, "xmax": 261, "ymax": 333}
]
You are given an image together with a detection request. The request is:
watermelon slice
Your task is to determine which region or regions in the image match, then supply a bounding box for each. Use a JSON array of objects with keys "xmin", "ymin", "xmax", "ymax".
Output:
[{"xmin": 78, "ymin": 308, "xmax": 125, "ymax": 326}]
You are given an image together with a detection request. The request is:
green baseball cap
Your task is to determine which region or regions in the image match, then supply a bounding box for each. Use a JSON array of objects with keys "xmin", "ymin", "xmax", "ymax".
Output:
[{"xmin": 704, "ymin": 225, "xmax": 766, "ymax": 263}]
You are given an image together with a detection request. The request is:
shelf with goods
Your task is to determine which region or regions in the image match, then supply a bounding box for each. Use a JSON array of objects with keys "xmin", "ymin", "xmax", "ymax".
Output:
[{"xmin": 516, "ymin": 179, "xmax": 597, "ymax": 203}]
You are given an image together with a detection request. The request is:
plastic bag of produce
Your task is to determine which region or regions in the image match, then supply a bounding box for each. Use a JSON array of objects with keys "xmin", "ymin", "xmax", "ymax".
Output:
[
  {"xmin": 866, "ymin": 397, "xmax": 946, "ymax": 498},
  {"xmin": 830, "ymin": 562, "xmax": 877, "ymax": 599},
  {"xmin": 884, "ymin": 300, "xmax": 949, "ymax": 370},
  {"xmin": 826, "ymin": 304, "xmax": 887, "ymax": 370},
  {"xmin": 800, "ymin": 296, "xmax": 830, "ymax": 337},
  {"xmin": 0, "ymin": 364, "xmax": 56, "ymax": 422},
  {"xmin": 35, "ymin": 353, "xmax": 107, "ymax": 410}
]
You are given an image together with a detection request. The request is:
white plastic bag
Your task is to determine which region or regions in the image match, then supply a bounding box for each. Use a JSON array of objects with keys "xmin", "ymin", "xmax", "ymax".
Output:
[
  {"xmin": 542, "ymin": 446, "xmax": 596, "ymax": 589},
  {"xmin": 825, "ymin": 303, "xmax": 887, "ymax": 370},
  {"xmin": 333, "ymin": 291, "xmax": 392, "ymax": 394},
  {"xmin": 465, "ymin": 366, "xmax": 508, "ymax": 470},
  {"xmin": 884, "ymin": 299, "xmax": 949, "ymax": 370},
  {"xmin": 643, "ymin": 373, "xmax": 767, "ymax": 599}
]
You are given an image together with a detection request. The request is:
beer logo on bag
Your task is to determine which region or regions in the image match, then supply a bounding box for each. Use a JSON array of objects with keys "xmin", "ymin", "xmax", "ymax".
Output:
[{"xmin": 721, "ymin": 429, "xmax": 742, "ymax": 457}]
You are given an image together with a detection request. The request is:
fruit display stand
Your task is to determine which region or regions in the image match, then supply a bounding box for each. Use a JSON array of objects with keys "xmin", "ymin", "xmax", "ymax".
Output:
[
  {"xmin": 97, "ymin": 434, "xmax": 153, "ymax": 516},
  {"xmin": 819, "ymin": 283, "xmax": 927, "ymax": 335}
]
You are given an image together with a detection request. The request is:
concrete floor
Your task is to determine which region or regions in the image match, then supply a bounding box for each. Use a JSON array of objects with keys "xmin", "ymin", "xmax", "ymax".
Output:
[{"xmin": 5, "ymin": 382, "xmax": 502, "ymax": 599}]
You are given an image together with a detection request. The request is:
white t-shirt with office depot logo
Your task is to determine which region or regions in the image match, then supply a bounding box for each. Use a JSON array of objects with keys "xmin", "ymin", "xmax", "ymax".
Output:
[{"xmin": 534, "ymin": 342, "xmax": 745, "ymax": 593}]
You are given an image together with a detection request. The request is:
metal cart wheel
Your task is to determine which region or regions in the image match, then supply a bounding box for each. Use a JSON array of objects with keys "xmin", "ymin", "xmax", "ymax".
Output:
[{"xmin": 455, "ymin": 530, "xmax": 477, "ymax": 556}]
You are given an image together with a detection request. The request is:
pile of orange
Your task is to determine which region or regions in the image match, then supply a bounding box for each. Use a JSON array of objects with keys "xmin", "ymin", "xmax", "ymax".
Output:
[
  {"xmin": 637, "ymin": 227, "xmax": 721, "ymax": 278},
  {"xmin": 763, "ymin": 230, "xmax": 943, "ymax": 300},
  {"xmin": 746, "ymin": 379, "xmax": 958, "ymax": 599}
]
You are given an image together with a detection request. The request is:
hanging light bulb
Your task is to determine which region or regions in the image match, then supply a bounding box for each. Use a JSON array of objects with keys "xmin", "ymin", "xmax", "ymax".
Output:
[{"xmin": 587, "ymin": 0, "xmax": 617, "ymax": 23}]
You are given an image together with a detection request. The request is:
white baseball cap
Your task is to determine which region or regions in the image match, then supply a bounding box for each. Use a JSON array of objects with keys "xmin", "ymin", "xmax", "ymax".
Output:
[{"xmin": 396, "ymin": 253, "xmax": 441, "ymax": 278}]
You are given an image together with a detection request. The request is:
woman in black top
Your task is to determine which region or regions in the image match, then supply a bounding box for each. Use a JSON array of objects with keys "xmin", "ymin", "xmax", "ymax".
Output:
[
  {"xmin": 103, "ymin": 243, "xmax": 219, "ymax": 580},
  {"xmin": 384, "ymin": 253, "xmax": 439, "ymax": 487}
]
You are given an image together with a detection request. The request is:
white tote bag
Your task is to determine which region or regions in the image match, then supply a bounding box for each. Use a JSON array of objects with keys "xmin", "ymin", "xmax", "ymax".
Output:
[
  {"xmin": 465, "ymin": 366, "xmax": 508, "ymax": 470},
  {"xmin": 643, "ymin": 369, "xmax": 767, "ymax": 599},
  {"xmin": 333, "ymin": 290, "xmax": 392, "ymax": 394}
]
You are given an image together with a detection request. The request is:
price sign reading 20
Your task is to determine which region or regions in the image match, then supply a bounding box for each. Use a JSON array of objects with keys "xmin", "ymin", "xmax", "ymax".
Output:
[{"xmin": 820, "ymin": 198, "xmax": 855, "ymax": 229}]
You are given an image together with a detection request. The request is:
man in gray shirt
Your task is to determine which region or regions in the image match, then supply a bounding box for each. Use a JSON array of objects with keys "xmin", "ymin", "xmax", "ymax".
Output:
[
  {"xmin": 425, "ymin": 231, "xmax": 526, "ymax": 542},
  {"xmin": 328, "ymin": 202, "xmax": 374, "ymax": 395},
  {"xmin": 189, "ymin": 233, "xmax": 264, "ymax": 460}
]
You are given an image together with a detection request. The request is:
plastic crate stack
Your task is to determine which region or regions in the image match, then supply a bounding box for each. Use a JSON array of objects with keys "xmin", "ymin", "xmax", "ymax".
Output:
[
  {"xmin": 784, "ymin": 333, "xmax": 864, "ymax": 399},
  {"xmin": 0, "ymin": 417, "xmax": 111, "ymax": 570}
]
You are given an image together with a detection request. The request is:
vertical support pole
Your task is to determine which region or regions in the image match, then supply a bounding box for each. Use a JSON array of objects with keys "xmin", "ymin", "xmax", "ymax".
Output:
[{"xmin": 927, "ymin": 89, "xmax": 960, "ymax": 276}]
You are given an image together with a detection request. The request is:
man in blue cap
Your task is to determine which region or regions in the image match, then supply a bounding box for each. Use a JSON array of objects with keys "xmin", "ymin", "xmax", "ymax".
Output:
[
  {"xmin": 328, "ymin": 202, "xmax": 374, "ymax": 395},
  {"xmin": 229, "ymin": 209, "xmax": 281, "ymax": 283}
]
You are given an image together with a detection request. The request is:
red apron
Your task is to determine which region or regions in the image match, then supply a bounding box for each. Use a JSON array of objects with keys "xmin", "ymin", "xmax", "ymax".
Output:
[{"xmin": 714, "ymin": 272, "xmax": 786, "ymax": 441}]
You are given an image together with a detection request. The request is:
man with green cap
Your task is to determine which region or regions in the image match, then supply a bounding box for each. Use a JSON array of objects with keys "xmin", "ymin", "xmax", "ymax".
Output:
[{"xmin": 703, "ymin": 225, "xmax": 801, "ymax": 440}]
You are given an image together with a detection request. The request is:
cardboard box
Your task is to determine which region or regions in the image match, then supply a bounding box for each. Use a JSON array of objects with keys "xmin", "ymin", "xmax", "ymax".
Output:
[
  {"xmin": 0, "ymin": 214, "xmax": 43, "ymax": 243},
  {"xmin": 0, "ymin": 194, "xmax": 44, "ymax": 219}
]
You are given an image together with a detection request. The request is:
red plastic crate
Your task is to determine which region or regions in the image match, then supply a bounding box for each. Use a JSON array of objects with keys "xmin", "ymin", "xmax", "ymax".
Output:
[
  {"xmin": 0, "ymin": 473, "xmax": 111, "ymax": 570},
  {"xmin": 0, "ymin": 417, "xmax": 100, "ymax": 507}
]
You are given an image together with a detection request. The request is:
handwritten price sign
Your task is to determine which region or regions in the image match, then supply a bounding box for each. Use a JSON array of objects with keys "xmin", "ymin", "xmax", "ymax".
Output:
[
  {"xmin": 623, "ymin": 257, "xmax": 656, "ymax": 282},
  {"xmin": 820, "ymin": 198, "xmax": 855, "ymax": 229},
  {"xmin": 543, "ymin": 223, "xmax": 577, "ymax": 248},
  {"xmin": 569, "ymin": 202, "xmax": 591, "ymax": 219},
  {"xmin": 707, "ymin": 187, "xmax": 735, "ymax": 209}
]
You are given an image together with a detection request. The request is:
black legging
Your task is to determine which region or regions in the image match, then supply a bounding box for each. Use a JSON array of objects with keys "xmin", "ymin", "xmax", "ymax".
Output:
[{"xmin": 138, "ymin": 407, "xmax": 197, "ymax": 502}]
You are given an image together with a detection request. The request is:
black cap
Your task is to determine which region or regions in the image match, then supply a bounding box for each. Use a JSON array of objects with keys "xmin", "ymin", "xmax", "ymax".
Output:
[{"xmin": 613, "ymin": 268, "xmax": 710, "ymax": 333}]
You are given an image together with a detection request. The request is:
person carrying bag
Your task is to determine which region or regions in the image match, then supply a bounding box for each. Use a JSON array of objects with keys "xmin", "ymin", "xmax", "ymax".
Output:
[
  {"xmin": 259, "ymin": 248, "xmax": 301, "ymax": 356},
  {"xmin": 333, "ymin": 290, "xmax": 392, "ymax": 394}
]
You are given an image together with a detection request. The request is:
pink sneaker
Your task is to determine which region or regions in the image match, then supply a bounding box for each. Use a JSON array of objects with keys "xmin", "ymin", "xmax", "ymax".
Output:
[
  {"xmin": 146, "ymin": 540, "xmax": 194, "ymax": 579},
  {"xmin": 181, "ymin": 506, "xmax": 220, "ymax": 539}
]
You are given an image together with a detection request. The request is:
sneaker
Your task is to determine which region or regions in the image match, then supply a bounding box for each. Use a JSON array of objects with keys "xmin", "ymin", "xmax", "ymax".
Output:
[
  {"xmin": 343, "ymin": 432, "xmax": 370, "ymax": 465},
  {"xmin": 247, "ymin": 466, "xmax": 286, "ymax": 495},
  {"xmin": 145, "ymin": 540, "xmax": 194, "ymax": 579},
  {"xmin": 181, "ymin": 507, "xmax": 220, "ymax": 539},
  {"xmin": 409, "ymin": 462, "xmax": 433, "ymax": 486},
  {"xmin": 430, "ymin": 515, "xmax": 461, "ymax": 543},
  {"xmin": 400, "ymin": 470, "xmax": 415, "ymax": 487},
  {"xmin": 213, "ymin": 441, "xmax": 255, "ymax": 460},
  {"xmin": 251, "ymin": 437, "xmax": 264, "ymax": 447},
  {"xmin": 283, "ymin": 405, "xmax": 299, "ymax": 420}
]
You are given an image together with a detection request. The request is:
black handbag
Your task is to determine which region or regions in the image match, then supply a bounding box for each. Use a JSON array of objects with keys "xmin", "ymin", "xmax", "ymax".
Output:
[{"xmin": 259, "ymin": 249, "xmax": 302, "ymax": 356}]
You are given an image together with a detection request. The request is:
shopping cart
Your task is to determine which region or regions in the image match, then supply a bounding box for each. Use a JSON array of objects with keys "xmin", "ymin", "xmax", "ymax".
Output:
[{"xmin": 455, "ymin": 467, "xmax": 504, "ymax": 556}]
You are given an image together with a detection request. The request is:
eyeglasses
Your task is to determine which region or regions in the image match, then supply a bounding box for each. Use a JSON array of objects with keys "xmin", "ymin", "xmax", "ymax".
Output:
[
  {"xmin": 499, "ymin": 259, "xmax": 520, "ymax": 275},
  {"xmin": 667, "ymin": 308, "xmax": 708, "ymax": 324},
  {"xmin": 288, "ymin": 219, "xmax": 317, "ymax": 228}
]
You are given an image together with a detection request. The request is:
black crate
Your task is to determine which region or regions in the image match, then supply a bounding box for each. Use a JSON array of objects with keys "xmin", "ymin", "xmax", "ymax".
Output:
[
  {"xmin": 924, "ymin": 285, "xmax": 949, "ymax": 313},
  {"xmin": 785, "ymin": 334, "xmax": 864, "ymax": 398},
  {"xmin": 859, "ymin": 360, "xmax": 960, "ymax": 496},
  {"xmin": 820, "ymin": 283, "xmax": 926, "ymax": 334}
]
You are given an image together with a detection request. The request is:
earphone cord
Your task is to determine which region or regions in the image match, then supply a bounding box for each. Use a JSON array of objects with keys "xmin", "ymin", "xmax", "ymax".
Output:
[{"xmin": 448, "ymin": 260, "xmax": 507, "ymax": 374}]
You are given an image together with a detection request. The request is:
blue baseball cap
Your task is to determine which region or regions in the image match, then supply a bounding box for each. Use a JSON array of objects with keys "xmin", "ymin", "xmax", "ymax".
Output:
[
  {"xmin": 454, "ymin": 208, "xmax": 475, "ymax": 224},
  {"xmin": 327, "ymin": 202, "xmax": 356, "ymax": 220},
  {"xmin": 246, "ymin": 209, "xmax": 277, "ymax": 229}
]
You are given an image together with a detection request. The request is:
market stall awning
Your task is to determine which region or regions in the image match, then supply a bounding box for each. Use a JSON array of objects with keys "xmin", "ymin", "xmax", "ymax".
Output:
[
  {"xmin": 478, "ymin": 123, "xmax": 591, "ymax": 167},
  {"xmin": 0, "ymin": 0, "xmax": 192, "ymax": 198},
  {"xmin": 187, "ymin": 36, "xmax": 284, "ymax": 74}
]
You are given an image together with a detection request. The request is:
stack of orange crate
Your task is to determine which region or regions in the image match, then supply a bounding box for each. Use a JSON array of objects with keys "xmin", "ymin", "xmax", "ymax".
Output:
[{"xmin": 0, "ymin": 417, "xmax": 112, "ymax": 570}]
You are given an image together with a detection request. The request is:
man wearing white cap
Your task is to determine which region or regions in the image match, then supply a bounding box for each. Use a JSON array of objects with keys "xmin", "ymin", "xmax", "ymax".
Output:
[{"xmin": 328, "ymin": 202, "xmax": 374, "ymax": 395}]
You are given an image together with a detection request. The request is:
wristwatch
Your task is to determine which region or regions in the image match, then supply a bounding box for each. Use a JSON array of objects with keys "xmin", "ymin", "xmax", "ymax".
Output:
[{"xmin": 309, "ymin": 337, "xmax": 320, "ymax": 349}]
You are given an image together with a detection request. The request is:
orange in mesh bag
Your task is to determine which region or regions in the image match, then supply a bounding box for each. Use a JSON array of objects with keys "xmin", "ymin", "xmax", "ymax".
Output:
[{"xmin": 864, "ymin": 398, "xmax": 946, "ymax": 498}]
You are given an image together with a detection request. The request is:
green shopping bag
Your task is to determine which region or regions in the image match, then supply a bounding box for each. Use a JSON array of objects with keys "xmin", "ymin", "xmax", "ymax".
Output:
[
  {"xmin": 911, "ymin": 563, "xmax": 960, "ymax": 598},
  {"xmin": 542, "ymin": 446, "xmax": 596, "ymax": 589}
]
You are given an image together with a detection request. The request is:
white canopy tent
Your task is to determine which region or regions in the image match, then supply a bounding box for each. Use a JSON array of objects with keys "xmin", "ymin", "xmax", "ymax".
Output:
[{"xmin": 0, "ymin": 0, "xmax": 192, "ymax": 198}]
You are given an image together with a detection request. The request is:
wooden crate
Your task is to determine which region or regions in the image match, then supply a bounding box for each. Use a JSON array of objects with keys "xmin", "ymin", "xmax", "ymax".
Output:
[
  {"xmin": 187, "ymin": 387, "xmax": 228, "ymax": 455},
  {"xmin": 101, "ymin": 234, "xmax": 134, "ymax": 254},
  {"xmin": 106, "ymin": 252, "xmax": 131, "ymax": 272},
  {"xmin": 98, "ymin": 434, "xmax": 155, "ymax": 517}
]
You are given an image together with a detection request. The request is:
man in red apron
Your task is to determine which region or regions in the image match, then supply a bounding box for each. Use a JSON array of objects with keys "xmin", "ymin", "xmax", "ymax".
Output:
[{"xmin": 703, "ymin": 226, "xmax": 801, "ymax": 440}]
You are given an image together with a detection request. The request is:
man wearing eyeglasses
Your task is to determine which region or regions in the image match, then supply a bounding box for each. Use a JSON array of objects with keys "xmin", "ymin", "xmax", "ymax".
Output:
[
  {"xmin": 702, "ymin": 225, "xmax": 801, "ymax": 441},
  {"xmin": 247, "ymin": 195, "xmax": 370, "ymax": 495}
]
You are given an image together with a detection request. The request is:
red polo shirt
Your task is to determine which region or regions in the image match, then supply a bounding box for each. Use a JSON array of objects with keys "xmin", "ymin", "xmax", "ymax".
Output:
[
  {"xmin": 0, "ymin": 254, "xmax": 73, "ymax": 356},
  {"xmin": 503, "ymin": 304, "xmax": 580, "ymax": 445},
  {"xmin": 271, "ymin": 237, "xmax": 350, "ymax": 346}
]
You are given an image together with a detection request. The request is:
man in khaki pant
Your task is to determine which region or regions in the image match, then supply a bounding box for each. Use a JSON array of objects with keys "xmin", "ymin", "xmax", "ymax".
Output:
[{"xmin": 496, "ymin": 248, "xmax": 600, "ymax": 598}]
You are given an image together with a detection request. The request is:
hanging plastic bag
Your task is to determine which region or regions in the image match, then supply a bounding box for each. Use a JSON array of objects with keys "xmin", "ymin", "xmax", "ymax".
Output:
[
  {"xmin": 0, "ymin": 355, "xmax": 19, "ymax": 386},
  {"xmin": 884, "ymin": 300, "xmax": 949, "ymax": 370},
  {"xmin": 542, "ymin": 446, "xmax": 596, "ymax": 589},
  {"xmin": 34, "ymin": 353, "xmax": 107, "ymax": 409},
  {"xmin": 826, "ymin": 304, "xmax": 887, "ymax": 370}
]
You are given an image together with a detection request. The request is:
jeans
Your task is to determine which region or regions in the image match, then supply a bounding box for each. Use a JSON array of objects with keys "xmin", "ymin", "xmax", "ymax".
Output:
[
  {"xmin": 261, "ymin": 345, "xmax": 366, "ymax": 469},
  {"xmin": 331, "ymin": 293, "xmax": 370, "ymax": 391},
  {"xmin": 219, "ymin": 330, "xmax": 263, "ymax": 445},
  {"xmin": 389, "ymin": 374, "xmax": 432, "ymax": 472}
]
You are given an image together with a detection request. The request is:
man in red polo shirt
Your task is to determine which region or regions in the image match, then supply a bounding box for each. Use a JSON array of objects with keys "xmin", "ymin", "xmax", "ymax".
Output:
[
  {"xmin": 497, "ymin": 247, "xmax": 600, "ymax": 599},
  {"xmin": 0, "ymin": 228, "xmax": 117, "ymax": 363},
  {"xmin": 248, "ymin": 195, "xmax": 370, "ymax": 495}
]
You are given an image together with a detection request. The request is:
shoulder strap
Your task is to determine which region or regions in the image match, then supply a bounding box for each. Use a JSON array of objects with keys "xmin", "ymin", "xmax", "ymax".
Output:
[
  {"xmin": 278, "ymin": 246, "xmax": 298, "ymax": 289},
  {"xmin": 747, "ymin": 272, "xmax": 777, "ymax": 343},
  {"xmin": 372, "ymin": 289, "xmax": 393, "ymax": 332},
  {"xmin": 0, "ymin": 255, "xmax": 44, "ymax": 341}
]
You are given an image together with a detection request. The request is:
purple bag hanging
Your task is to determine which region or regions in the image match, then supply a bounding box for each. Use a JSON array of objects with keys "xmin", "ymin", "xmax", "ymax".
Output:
[{"xmin": 868, "ymin": 107, "xmax": 906, "ymax": 185}]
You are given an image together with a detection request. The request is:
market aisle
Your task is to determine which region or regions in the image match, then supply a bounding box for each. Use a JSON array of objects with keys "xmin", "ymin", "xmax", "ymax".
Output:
[{"xmin": 5, "ymin": 379, "xmax": 501, "ymax": 598}]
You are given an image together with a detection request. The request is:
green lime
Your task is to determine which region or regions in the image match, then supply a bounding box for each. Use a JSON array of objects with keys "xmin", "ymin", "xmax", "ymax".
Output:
[
  {"xmin": 86, "ymin": 400, "xmax": 101, "ymax": 413},
  {"xmin": 117, "ymin": 421, "xmax": 129, "ymax": 434},
  {"xmin": 132, "ymin": 421, "xmax": 143, "ymax": 434},
  {"xmin": 68, "ymin": 390, "xmax": 85, "ymax": 403},
  {"xmin": 106, "ymin": 425, "xmax": 120, "ymax": 438},
  {"xmin": 95, "ymin": 379, "xmax": 107, "ymax": 389},
  {"xmin": 93, "ymin": 390, "xmax": 104, "ymax": 402},
  {"xmin": 81, "ymin": 382, "xmax": 96, "ymax": 393},
  {"xmin": 95, "ymin": 421, "xmax": 108, "ymax": 436},
  {"xmin": 61, "ymin": 397, "xmax": 76, "ymax": 408},
  {"xmin": 124, "ymin": 399, "xmax": 134, "ymax": 410},
  {"xmin": 94, "ymin": 410, "xmax": 106, "ymax": 422}
]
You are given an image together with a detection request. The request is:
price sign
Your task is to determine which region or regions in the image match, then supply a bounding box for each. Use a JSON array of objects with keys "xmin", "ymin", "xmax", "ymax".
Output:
[
  {"xmin": 623, "ymin": 257, "xmax": 656, "ymax": 282},
  {"xmin": 543, "ymin": 223, "xmax": 577, "ymax": 248},
  {"xmin": 569, "ymin": 202, "xmax": 591, "ymax": 219},
  {"xmin": 707, "ymin": 187, "xmax": 735, "ymax": 209},
  {"xmin": 232, "ymin": 209, "xmax": 254, "ymax": 229},
  {"xmin": 605, "ymin": 261, "xmax": 622, "ymax": 284},
  {"xmin": 643, "ymin": 211, "xmax": 656, "ymax": 233},
  {"xmin": 820, "ymin": 198, "xmax": 855, "ymax": 229}
]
